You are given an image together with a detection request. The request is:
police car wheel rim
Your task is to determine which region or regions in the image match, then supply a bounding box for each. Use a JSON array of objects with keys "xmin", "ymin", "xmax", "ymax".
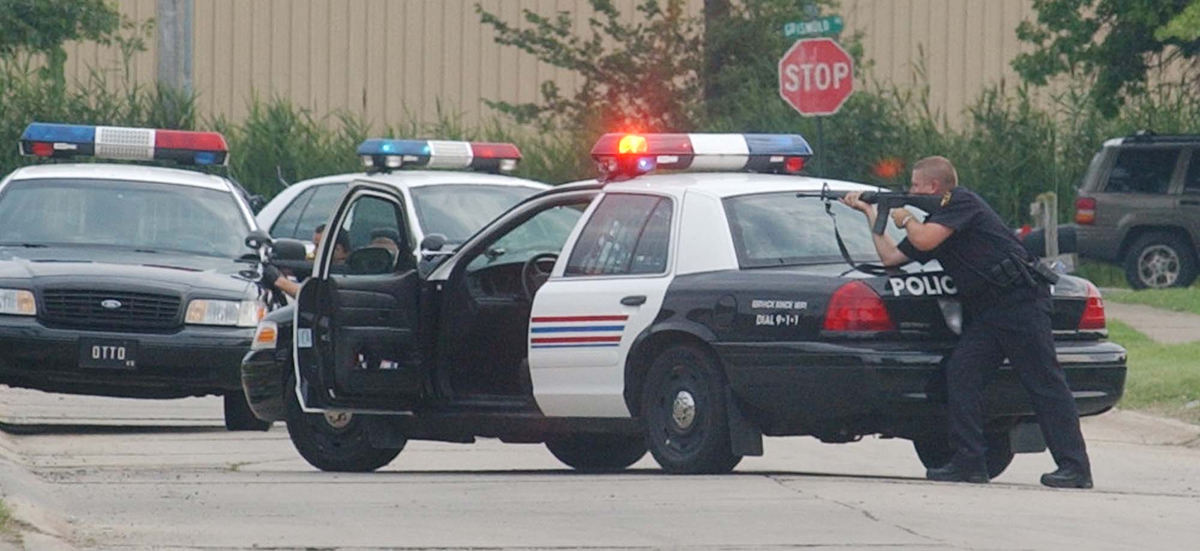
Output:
[
  {"xmin": 651, "ymin": 365, "xmax": 708, "ymax": 457},
  {"xmin": 671, "ymin": 391, "xmax": 697, "ymax": 430},
  {"xmin": 1137, "ymin": 245, "xmax": 1180, "ymax": 287},
  {"xmin": 323, "ymin": 411, "xmax": 353, "ymax": 429}
]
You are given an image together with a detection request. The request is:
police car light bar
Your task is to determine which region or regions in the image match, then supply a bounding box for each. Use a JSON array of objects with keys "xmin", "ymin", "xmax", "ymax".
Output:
[
  {"xmin": 591, "ymin": 133, "xmax": 813, "ymax": 178},
  {"xmin": 19, "ymin": 122, "xmax": 229, "ymax": 166},
  {"xmin": 356, "ymin": 139, "xmax": 521, "ymax": 173}
]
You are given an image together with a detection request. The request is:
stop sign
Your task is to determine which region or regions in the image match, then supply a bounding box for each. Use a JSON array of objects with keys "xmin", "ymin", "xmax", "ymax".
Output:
[{"xmin": 778, "ymin": 38, "xmax": 854, "ymax": 117}]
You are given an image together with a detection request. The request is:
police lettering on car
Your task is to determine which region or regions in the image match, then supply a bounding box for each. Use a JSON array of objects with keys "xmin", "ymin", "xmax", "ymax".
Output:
[{"xmin": 280, "ymin": 133, "xmax": 1125, "ymax": 480}]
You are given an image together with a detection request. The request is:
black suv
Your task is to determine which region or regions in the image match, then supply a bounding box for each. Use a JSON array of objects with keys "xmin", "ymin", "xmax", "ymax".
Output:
[{"xmin": 1075, "ymin": 132, "xmax": 1200, "ymax": 288}]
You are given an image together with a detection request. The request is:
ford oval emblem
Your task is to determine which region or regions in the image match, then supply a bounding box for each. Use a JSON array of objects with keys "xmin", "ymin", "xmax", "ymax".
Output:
[{"xmin": 100, "ymin": 299, "xmax": 122, "ymax": 310}]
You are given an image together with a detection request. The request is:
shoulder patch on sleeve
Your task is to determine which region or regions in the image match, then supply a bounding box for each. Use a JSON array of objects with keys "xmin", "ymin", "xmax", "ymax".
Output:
[{"xmin": 940, "ymin": 191, "xmax": 952, "ymax": 207}]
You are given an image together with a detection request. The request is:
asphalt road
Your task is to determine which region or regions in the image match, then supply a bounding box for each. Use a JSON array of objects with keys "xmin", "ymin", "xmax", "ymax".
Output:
[{"xmin": 1, "ymin": 386, "xmax": 1199, "ymax": 551}]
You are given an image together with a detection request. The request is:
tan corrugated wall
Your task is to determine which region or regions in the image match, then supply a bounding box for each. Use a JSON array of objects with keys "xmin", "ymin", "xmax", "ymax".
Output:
[{"xmin": 63, "ymin": 0, "xmax": 1040, "ymax": 128}]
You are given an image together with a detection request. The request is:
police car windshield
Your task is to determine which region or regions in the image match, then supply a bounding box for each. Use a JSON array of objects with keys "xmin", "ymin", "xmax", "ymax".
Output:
[
  {"xmin": 409, "ymin": 184, "xmax": 541, "ymax": 243},
  {"xmin": 0, "ymin": 178, "xmax": 250, "ymax": 258},
  {"xmin": 725, "ymin": 191, "xmax": 910, "ymax": 268}
]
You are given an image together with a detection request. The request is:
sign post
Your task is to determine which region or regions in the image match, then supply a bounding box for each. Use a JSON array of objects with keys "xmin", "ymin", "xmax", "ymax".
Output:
[{"xmin": 777, "ymin": 37, "xmax": 854, "ymax": 175}]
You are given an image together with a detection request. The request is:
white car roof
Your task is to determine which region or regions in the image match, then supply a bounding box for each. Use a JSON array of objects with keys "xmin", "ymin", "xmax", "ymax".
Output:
[
  {"xmin": 587, "ymin": 172, "xmax": 886, "ymax": 199},
  {"xmin": 3, "ymin": 163, "xmax": 237, "ymax": 192}
]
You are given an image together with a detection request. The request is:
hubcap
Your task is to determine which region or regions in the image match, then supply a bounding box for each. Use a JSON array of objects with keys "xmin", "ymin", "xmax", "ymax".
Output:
[
  {"xmin": 1138, "ymin": 245, "xmax": 1180, "ymax": 288},
  {"xmin": 671, "ymin": 390, "xmax": 696, "ymax": 430},
  {"xmin": 323, "ymin": 410, "xmax": 353, "ymax": 429}
]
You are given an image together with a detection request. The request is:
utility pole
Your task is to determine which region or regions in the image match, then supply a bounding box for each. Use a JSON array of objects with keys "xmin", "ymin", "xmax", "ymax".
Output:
[{"xmin": 156, "ymin": 0, "xmax": 194, "ymax": 125}]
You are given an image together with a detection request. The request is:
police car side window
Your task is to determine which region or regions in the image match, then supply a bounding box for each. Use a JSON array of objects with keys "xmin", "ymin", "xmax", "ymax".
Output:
[
  {"xmin": 334, "ymin": 195, "xmax": 410, "ymax": 276},
  {"xmin": 270, "ymin": 187, "xmax": 316, "ymax": 239},
  {"xmin": 1106, "ymin": 148, "xmax": 1180, "ymax": 194},
  {"xmin": 564, "ymin": 194, "xmax": 672, "ymax": 277},
  {"xmin": 297, "ymin": 183, "xmax": 349, "ymax": 239}
]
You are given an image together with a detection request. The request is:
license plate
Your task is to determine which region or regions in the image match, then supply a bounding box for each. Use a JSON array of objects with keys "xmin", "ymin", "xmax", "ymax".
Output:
[{"xmin": 79, "ymin": 339, "xmax": 138, "ymax": 369}]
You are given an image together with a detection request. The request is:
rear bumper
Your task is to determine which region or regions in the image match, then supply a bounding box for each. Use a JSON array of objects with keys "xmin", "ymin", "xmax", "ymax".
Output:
[
  {"xmin": 1076, "ymin": 225, "xmax": 1122, "ymax": 261},
  {"xmin": 719, "ymin": 339, "xmax": 1126, "ymax": 436},
  {"xmin": 0, "ymin": 316, "xmax": 251, "ymax": 398}
]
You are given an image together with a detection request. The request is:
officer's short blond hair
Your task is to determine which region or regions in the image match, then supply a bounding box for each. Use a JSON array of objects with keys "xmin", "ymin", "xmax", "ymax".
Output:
[{"xmin": 913, "ymin": 156, "xmax": 958, "ymax": 190}]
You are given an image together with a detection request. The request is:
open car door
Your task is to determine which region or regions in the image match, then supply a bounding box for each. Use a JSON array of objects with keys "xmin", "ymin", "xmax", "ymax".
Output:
[{"xmin": 294, "ymin": 183, "xmax": 424, "ymax": 413}]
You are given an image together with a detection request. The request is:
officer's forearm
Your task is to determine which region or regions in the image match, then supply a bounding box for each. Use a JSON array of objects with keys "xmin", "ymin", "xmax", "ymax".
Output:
[
  {"xmin": 903, "ymin": 220, "xmax": 952, "ymax": 251},
  {"xmin": 864, "ymin": 210, "xmax": 909, "ymax": 266}
]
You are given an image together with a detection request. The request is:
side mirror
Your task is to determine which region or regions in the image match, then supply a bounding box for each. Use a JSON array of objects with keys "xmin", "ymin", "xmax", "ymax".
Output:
[
  {"xmin": 245, "ymin": 230, "xmax": 272, "ymax": 250},
  {"xmin": 420, "ymin": 233, "xmax": 448, "ymax": 253},
  {"xmin": 270, "ymin": 238, "xmax": 309, "ymax": 262}
]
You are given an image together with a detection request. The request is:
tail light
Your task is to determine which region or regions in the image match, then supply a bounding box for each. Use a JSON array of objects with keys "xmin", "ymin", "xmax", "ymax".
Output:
[
  {"xmin": 1078, "ymin": 282, "xmax": 1106, "ymax": 330},
  {"xmin": 1075, "ymin": 197, "xmax": 1096, "ymax": 225},
  {"xmin": 823, "ymin": 281, "xmax": 896, "ymax": 332}
]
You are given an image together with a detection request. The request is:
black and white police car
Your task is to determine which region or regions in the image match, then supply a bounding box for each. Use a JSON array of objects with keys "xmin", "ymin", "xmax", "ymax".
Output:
[
  {"xmin": 240, "ymin": 139, "xmax": 549, "ymax": 427},
  {"xmin": 0, "ymin": 122, "xmax": 270, "ymax": 430},
  {"xmin": 286, "ymin": 133, "xmax": 1127, "ymax": 475}
]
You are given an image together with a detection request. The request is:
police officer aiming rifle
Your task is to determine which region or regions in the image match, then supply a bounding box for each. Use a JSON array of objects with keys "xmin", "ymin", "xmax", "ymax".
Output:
[{"xmin": 840, "ymin": 155, "xmax": 1093, "ymax": 489}]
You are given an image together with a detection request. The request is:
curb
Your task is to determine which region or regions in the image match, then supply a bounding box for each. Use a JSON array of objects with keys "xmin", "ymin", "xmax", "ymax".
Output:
[{"xmin": 0, "ymin": 431, "xmax": 77, "ymax": 550}]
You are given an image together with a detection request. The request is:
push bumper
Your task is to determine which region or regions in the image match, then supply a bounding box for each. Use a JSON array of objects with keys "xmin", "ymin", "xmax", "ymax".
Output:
[{"xmin": 0, "ymin": 316, "xmax": 252, "ymax": 399}]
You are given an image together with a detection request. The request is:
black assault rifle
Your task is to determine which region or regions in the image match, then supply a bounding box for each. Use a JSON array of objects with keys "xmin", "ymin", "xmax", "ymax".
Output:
[{"xmin": 796, "ymin": 186, "xmax": 946, "ymax": 235}]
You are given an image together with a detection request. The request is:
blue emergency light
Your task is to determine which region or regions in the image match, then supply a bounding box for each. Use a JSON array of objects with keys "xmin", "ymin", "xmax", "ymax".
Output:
[
  {"xmin": 357, "ymin": 139, "xmax": 521, "ymax": 173},
  {"xmin": 591, "ymin": 133, "xmax": 813, "ymax": 178},
  {"xmin": 19, "ymin": 122, "xmax": 229, "ymax": 166}
]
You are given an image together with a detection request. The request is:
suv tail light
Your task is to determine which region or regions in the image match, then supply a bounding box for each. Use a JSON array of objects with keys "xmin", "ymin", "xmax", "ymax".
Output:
[
  {"xmin": 1078, "ymin": 282, "xmax": 1106, "ymax": 330},
  {"xmin": 1075, "ymin": 197, "xmax": 1096, "ymax": 225},
  {"xmin": 823, "ymin": 281, "xmax": 896, "ymax": 332}
]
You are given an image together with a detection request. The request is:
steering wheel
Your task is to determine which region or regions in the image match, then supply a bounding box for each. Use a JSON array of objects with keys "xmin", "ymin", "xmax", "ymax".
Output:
[{"xmin": 521, "ymin": 252, "xmax": 559, "ymax": 301}]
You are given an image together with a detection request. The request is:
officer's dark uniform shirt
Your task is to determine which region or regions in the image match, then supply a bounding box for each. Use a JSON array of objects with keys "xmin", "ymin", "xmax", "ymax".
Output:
[{"xmin": 896, "ymin": 187, "xmax": 1038, "ymax": 316}]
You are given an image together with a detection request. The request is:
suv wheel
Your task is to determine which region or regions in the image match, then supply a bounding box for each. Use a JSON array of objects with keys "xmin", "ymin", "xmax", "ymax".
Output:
[{"xmin": 1123, "ymin": 232, "xmax": 1198, "ymax": 289}]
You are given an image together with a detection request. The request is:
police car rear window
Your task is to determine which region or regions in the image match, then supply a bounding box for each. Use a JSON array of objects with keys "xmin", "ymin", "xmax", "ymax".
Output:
[
  {"xmin": 724, "ymin": 192, "xmax": 892, "ymax": 268},
  {"xmin": 0, "ymin": 178, "xmax": 250, "ymax": 258}
]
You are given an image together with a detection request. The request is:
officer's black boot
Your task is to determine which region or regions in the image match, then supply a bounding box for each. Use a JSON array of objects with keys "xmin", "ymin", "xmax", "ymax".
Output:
[
  {"xmin": 1040, "ymin": 465, "xmax": 1093, "ymax": 489},
  {"xmin": 926, "ymin": 455, "xmax": 988, "ymax": 484}
]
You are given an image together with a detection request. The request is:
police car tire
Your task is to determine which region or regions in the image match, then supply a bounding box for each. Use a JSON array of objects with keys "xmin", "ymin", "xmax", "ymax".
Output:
[
  {"xmin": 1122, "ymin": 233, "xmax": 1198, "ymax": 289},
  {"xmin": 223, "ymin": 390, "xmax": 272, "ymax": 432},
  {"xmin": 912, "ymin": 432, "xmax": 1014, "ymax": 480},
  {"xmin": 284, "ymin": 377, "xmax": 403, "ymax": 472},
  {"xmin": 641, "ymin": 345, "xmax": 742, "ymax": 474},
  {"xmin": 544, "ymin": 433, "xmax": 647, "ymax": 473}
]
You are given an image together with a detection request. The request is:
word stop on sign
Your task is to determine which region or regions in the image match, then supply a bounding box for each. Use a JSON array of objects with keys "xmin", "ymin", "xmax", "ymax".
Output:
[{"xmin": 782, "ymin": 61, "xmax": 851, "ymax": 92}]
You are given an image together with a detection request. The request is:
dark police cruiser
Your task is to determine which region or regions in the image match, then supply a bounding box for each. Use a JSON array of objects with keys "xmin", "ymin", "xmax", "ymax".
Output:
[
  {"xmin": 0, "ymin": 122, "xmax": 269, "ymax": 430},
  {"xmin": 285, "ymin": 132, "xmax": 1127, "ymax": 475},
  {"xmin": 240, "ymin": 138, "xmax": 547, "ymax": 429}
]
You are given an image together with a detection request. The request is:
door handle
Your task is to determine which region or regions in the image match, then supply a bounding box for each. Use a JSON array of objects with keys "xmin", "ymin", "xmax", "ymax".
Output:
[
  {"xmin": 1182, "ymin": 199, "xmax": 1200, "ymax": 206},
  {"xmin": 621, "ymin": 295, "xmax": 647, "ymax": 306}
]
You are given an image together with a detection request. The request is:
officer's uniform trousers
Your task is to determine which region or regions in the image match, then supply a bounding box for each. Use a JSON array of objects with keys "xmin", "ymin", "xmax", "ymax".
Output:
[{"xmin": 945, "ymin": 289, "xmax": 1091, "ymax": 473}]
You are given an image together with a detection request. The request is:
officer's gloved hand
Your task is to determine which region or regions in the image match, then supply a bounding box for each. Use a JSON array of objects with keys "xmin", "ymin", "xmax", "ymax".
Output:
[{"xmin": 259, "ymin": 264, "xmax": 281, "ymax": 289}]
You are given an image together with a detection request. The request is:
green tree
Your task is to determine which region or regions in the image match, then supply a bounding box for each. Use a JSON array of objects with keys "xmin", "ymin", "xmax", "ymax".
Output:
[
  {"xmin": 1157, "ymin": 0, "xmax": 1200, "ymax": 41},
  {"xmin": 476, "ymin": 0, "xmax": 703, "ymax": 133},
  {"xmin": 1012, "ymin": 0, "xmax": 1200, "ymax": 117},
  {"xmin": 0, "ymin": 0, "xmax": 122, "ymax": 83}
]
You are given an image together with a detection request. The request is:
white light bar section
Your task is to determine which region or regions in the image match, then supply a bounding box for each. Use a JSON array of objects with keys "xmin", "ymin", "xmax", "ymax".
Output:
[
  {"xmin": 426, "ymin": 140, "xmax": 473, "ymax": 169},
  {"xmin": 687, "ymin": 133, "xmax": 749, "ymax": 170},
  {"xmin": 95, "ymin": 126, "xmax": 155, "ymax": 160}
]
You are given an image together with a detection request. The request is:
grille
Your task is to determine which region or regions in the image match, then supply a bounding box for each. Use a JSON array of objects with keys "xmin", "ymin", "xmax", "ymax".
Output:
[{"xmin": 40, "ymin": 289, "xmax": 181, "ymax": 331}]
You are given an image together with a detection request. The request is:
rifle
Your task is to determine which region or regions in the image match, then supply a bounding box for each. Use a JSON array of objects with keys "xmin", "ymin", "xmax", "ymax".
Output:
[{"xmin": 796, "ymin": 186, "xmax": 945, "ymax": 234}]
